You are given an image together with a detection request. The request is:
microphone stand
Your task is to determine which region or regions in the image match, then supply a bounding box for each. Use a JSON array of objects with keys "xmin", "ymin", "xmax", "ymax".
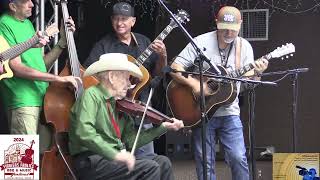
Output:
[
  {"xmin": 167, "ymin": 68, "xmax": 277, "ymax": 86},
  {"xmin": 291, "ymin": 73, "xmax": 298, "ymax": 153},
  {"xmin": 259, "ymin": 68, "xmax": 308, "ymax": 152},
  {"xmin": 248, "ymin": 84, "xmax": 257, "ymax": 180},
  {"xmin": 156, "ymin": 1, "xmax": 221, "ymax": 179}
]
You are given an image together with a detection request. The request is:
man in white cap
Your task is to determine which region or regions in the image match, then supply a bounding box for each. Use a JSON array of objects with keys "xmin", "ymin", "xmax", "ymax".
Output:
[
  {"xmin": 170, "ymin": 6, "xmax": 269, "ymax": 180},
  {"xmin": 69, "ymin": 53, "xmax": 184, "ymax": 180}
]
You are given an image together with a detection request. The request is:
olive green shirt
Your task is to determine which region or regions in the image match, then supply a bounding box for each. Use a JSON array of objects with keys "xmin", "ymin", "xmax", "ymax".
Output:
[{"xmin": 68, "ymin": 84, "xmax": 167, "ymax": 160}]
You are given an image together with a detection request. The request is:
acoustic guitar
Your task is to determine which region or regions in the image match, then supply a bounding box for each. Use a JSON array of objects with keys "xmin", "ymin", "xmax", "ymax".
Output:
[
  {"xmin": 0, "ymin": 24, "xmax": 59, "ymax": 80},
  {"xmin": 166, "ymin": 43, "xmax": 295, "ymax": 127},
  {"xmin": 127, "ymin": 9, "xmax": 189, "ymax": 100}
]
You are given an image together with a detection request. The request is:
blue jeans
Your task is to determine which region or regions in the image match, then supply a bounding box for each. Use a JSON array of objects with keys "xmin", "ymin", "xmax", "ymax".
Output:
[
  {"xmin": 134, "ymin": 123, "xmax": 157, "ymax": 159},
  {"xmin": 193, "ymin": 115, "xmax": 249, "ymax": 180}
]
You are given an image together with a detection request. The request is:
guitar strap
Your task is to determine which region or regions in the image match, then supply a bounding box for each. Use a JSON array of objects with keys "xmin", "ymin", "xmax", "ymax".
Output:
[
  {"xmin": 131, "ymin": 32, "xmax": 142, "ymax": 51},
  {"xmin": 131, "ymin": 32, "xmax": 138, "ymax": 45},
  {"xmin": 131, "ymin": 32, "xmax": 145, "ymax": 66},
  {"xmin": 235, "ymin": 36, "xmax": 242, "ymax": 70}
]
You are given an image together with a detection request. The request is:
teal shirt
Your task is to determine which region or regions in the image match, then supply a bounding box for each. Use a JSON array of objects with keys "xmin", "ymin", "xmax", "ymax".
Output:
[
  {"xmin": 0, "ymin": 14, "xmax": 48, "ymax": 109},
  {"xmin": 68, "ymin": 84, "xmax": 167, "ymax": 160}
]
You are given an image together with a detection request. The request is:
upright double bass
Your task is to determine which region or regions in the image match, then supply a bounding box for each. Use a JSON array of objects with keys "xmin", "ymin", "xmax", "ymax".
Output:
[{"xmin": 41, "ymin": 0, "xmax": 98, "ymax": 179}]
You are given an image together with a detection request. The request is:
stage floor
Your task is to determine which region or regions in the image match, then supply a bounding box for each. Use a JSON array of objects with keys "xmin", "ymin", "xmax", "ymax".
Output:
[{"xmin": 172, "ymin": 159, "xmax": 272, "ymax": 180}]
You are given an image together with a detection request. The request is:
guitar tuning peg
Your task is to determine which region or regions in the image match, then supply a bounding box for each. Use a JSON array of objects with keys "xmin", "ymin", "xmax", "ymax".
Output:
[
  {"xmin": 286, "ymin": 55, "xmax": 289, "ymax": 59},
  {"xmin": 290, "ymin": 54, "xmax": 294, "ymax": 56},
  {"xmin": 281, "ymin": 57, "xmax": 284, "ymax": 60}
]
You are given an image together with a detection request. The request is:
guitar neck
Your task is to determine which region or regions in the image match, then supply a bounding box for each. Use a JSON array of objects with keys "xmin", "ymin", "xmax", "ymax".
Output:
[
  {"xmin": 0, "ymin": 35, "xmax": 39, "ymax": 62},
  {"xmin": 228, "ymin": 53, "xmax": 272, "ymax": 78},
  {"xmin": 135, "ymin": 25, "xmax": 175, "ymax": 65}
]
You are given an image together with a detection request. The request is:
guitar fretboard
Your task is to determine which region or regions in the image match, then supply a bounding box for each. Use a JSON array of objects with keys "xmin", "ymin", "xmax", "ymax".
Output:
[
  {"xmin": 0, "ymin": 36, "xmax": 38, "ymax": 62},
  {"xmin": 227, "ymin": 54, "xmax": 272, "ymax": 78},
  {"xmin": 135, "ymin": 25, "xmax": 175, "ymax": 65}
]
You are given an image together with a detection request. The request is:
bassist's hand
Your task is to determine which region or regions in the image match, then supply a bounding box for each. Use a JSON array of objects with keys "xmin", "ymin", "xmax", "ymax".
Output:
[
  {"xmin": 57, "ymin": 76, "xmax": 82, "ymax": 90},
  {"xmin": 58, "ymin": 16, "xmax": 76, "ymax": 49}
]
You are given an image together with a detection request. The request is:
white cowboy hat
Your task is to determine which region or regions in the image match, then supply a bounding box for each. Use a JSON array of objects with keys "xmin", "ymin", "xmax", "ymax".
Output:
[{"xmin": 83, "ymin": 53, "xmax": 143, "ymax": 79}]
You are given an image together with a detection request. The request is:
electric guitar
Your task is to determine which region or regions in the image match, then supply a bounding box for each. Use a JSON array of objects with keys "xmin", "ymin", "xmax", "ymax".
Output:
[
  {"xmin": 127, "ymin": 9, "xmax": 189, "ymax": 100},
  {"xmin": 0, "ymin": 23, "xmax": 59, "ymax": 80},
  {"xmin": 166, "ymin": 43, "xmax": 295, "ymax": 127}
]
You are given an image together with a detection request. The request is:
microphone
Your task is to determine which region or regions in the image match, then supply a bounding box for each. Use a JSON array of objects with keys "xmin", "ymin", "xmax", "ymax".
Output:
[
  {"xmin": 287, "ymin": 68, "xmax": 309, "ymax": 73},
  {"xmin": 296, "ymin": 166, "xmax": 307, "ymax": 170},
  {"xmin": 260, "ymin": 67, "xmax": 309, "ymax": 77}
]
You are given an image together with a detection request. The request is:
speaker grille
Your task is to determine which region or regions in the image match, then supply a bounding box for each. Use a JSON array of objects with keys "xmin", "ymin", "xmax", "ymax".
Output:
[{"xmin": 240, "ymin": 9, "xmax": 269, "ymax": 41}]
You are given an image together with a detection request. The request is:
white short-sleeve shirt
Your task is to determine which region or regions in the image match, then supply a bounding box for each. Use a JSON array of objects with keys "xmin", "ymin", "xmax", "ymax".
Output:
[{"xmin": 174, "ymin": 31, "xmax": 254, "ymax": 117}]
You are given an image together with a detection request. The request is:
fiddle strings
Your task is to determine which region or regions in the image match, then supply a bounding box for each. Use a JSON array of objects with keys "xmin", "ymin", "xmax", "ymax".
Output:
[{"xmin": 61, "ymin": 2, "xmax": 83, "ymax": 99}]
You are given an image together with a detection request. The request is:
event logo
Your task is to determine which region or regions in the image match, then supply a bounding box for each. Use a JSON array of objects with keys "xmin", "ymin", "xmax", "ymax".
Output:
[
  {"xmin": 273, "ymin": 153, "xmax": 320, "ymax": 180},
  {"xmin": 0, "ymin": 135, "xmax": 39, "ymax": 179}
]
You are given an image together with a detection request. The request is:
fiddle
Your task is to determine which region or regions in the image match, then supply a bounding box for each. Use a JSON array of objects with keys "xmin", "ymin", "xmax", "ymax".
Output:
[{"xmin": 116, "ymin": 98, "xmax": 174, "ymax": 124}]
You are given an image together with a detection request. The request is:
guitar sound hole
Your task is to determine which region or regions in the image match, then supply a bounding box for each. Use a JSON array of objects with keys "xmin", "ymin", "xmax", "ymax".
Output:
[{"xmin": 130, "ymin": 76, "xmax": 141, "ymax": 85}]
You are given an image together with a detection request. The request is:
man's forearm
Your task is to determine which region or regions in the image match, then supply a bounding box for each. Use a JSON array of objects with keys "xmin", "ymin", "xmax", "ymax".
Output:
[
  {"xmin": 43, "ymin": 43, "xmax": 65, "ymax": 70},
  {"xmin": 170, "ymin": 62, "xmax": 198, "ymax": 87},
  {"xmin": 10, "ymin": 57, "xmax": 60, "ymax": 82}
]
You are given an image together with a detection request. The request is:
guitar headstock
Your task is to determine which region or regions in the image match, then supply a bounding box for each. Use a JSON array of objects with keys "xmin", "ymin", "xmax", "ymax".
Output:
[
  {"xmin": 43, "ymin": 23, "xmax": 59, "ymax": 38},
  {"xmin": 170, "ymin": 9, "xmax": 190, "ymax": 28},
  {"xmin": 269, "ymin": 43, "xmax": 295, "ymax": 60}
]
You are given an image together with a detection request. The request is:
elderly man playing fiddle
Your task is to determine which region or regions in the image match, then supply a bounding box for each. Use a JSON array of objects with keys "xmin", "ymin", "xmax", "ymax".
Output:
[{"xmin": 69, "ymin": 53, "xmax": 184, "ymax": 180}]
